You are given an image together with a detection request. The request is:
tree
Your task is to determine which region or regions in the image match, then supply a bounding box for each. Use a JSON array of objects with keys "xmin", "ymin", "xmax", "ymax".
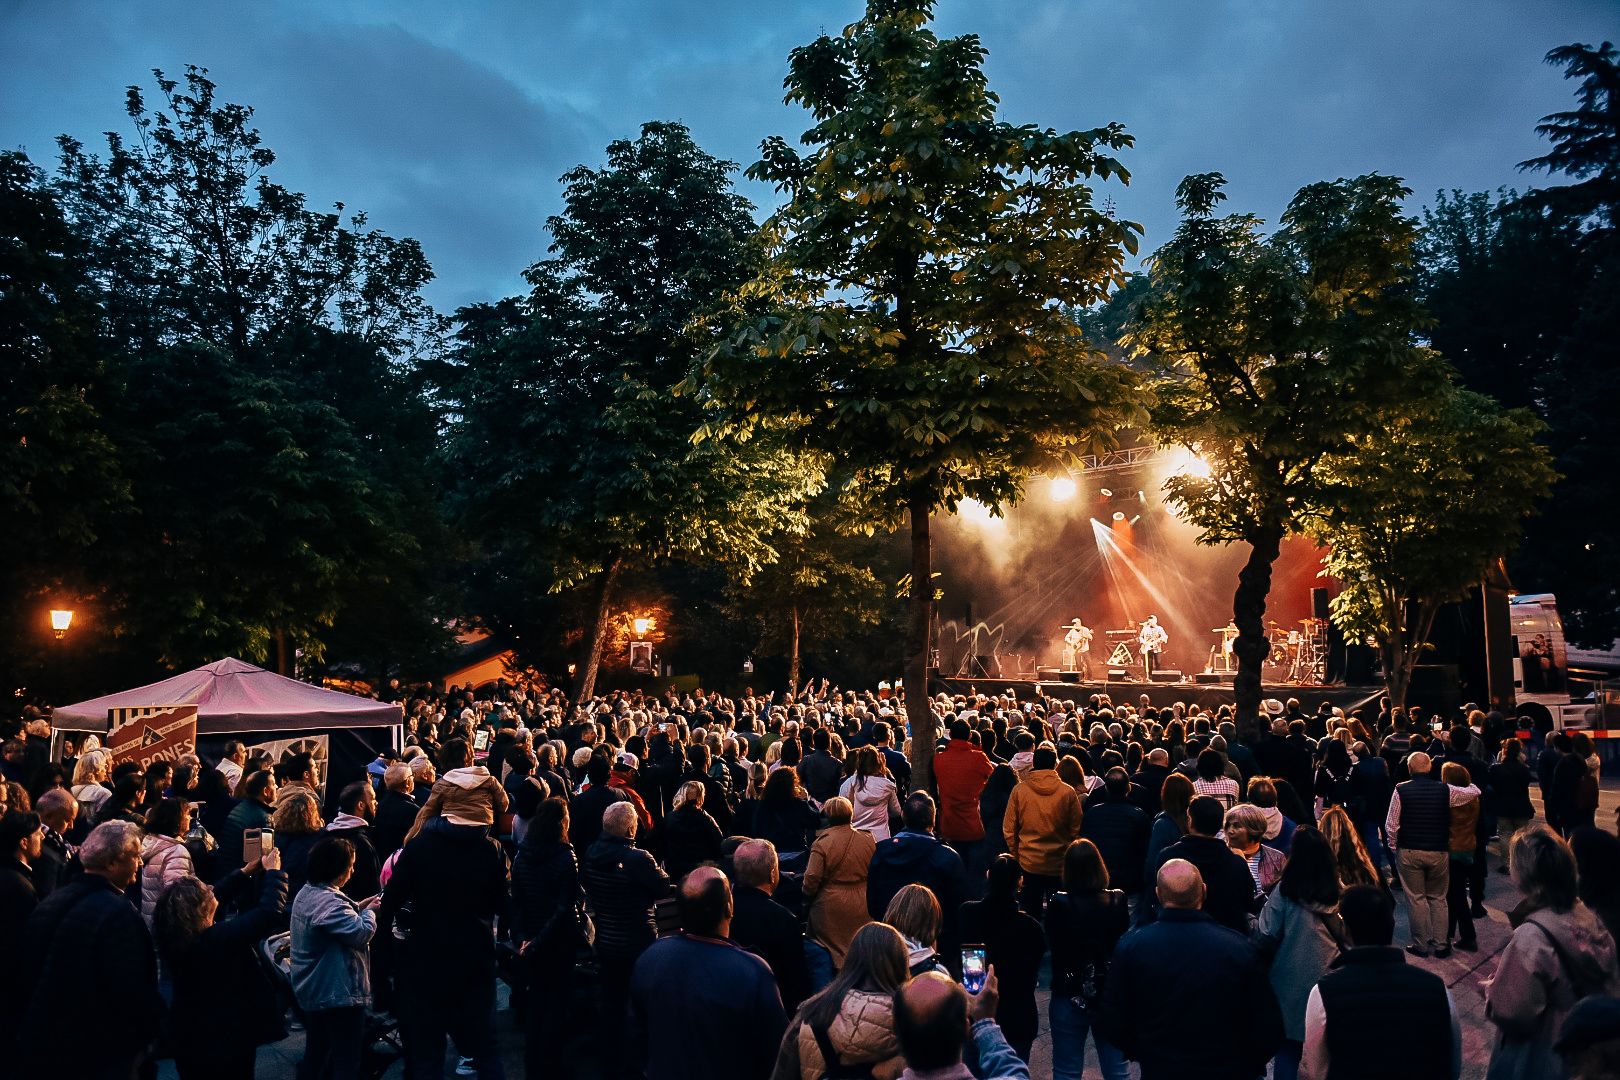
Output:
[
  {"xmin": 724, "ymin": 492, "xmax": 891, "ymax": 690},
  {"xmin": 0, "ymin": 151, "xmax": 129, "ymax": 684},
  {"xmin": 1126, "ymin": 172, "xmax": 1446, "ymax": 736},
  {"xmin": 439, "ymin": 123, "xmax": 821, "ymax": 699},
  {"xmin": 1311, "ymin": 385, "xmax": 1556, "ymax": 707},
  {"xmin": 688, "ymin": 0, "xmax": 1145, "ymax": 789},
  {"xmin": 48, "ymin": 68, "xmax": 451, "ymax": 675},
  {"xmin": 1416, "ymin": 42, "xmax": 1620, "ymax": 646}
]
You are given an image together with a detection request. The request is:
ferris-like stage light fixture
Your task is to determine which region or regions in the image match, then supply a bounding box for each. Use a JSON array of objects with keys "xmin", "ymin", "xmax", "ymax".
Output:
[
  {"xmin": 49, "ymin": 608, "xmax": 74, "ymax": 639},
  {"xmin": 1049, "ymin": 475, "xmax": 1077, "ymax": 502},
  {"xmin": 1112, "ymin": 511, "xmax": 1126, "ymax": 522},
  {"xmin": 1099, "ymin": 487, "xmax": 1114, "ymax": 498}
]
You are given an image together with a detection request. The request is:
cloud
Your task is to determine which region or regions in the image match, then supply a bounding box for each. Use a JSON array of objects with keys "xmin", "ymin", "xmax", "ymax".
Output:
[{"xmin": 3, "ymin": 0, "xmax": 1614, "ymax": 309}]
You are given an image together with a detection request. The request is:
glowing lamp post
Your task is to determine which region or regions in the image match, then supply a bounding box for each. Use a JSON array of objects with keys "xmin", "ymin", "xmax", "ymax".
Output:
[
  {"xmin": 632, "ymin": 617, "xmax": 653, "ymax": 637},
  {"xmin": 49, "ymin": 608, "xmax": 74, "ymax": 640}
]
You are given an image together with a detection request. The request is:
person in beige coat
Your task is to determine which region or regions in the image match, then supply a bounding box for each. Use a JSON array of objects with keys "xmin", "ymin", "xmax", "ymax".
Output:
[
  {"xmin": 805, "ymin": 796, "xmax": 876, "ymax": 967},
  {"xmin": 771, "ymin": 922, "xmax": 911, "ymax": 1080}
]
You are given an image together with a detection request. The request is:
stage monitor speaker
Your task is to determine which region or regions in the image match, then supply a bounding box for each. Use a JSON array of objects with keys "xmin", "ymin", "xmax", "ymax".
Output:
[
  {"xmin": 1035, "ymin": 666, "xmax": 1061, "ymax": 682},
  {"xmin": 1106, "ymin": 668, "xmax": 1129, "ymax": 681},
  {"xmin": 1194, "ymin": 672, "xmax": 1224, "ymax": 684},
  {"xmin": 1312, "ymin": 586, "xmax": 1331, "ymax": 621},
  {"xmin": 1150, "ymin": 670, "xmax": 1182, "ymax": 683},
  {"xmin": 1059, "ymin": 670, "xmax": 1080, "ymax": 683}
]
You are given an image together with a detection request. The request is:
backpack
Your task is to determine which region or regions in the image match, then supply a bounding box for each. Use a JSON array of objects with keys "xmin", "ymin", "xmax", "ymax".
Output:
[{"xmin": 809, "ymin": 1020, "xmax": 880, "ymax": 1080}]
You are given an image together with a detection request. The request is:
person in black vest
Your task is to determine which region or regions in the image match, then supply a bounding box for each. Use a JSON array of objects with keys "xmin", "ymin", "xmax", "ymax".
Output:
[
  {"xmin": 1384, "ymin": 751, "xmax": 1452, "ymax": 956},
  {"xmin": 569, "ymin": 750, "xmax": 624, "ymax": 853},
  {"xmin": 374, "ymin": 762, "xmax": 420, "ymax": 860},
  {"xmin": 1300, "ymin": 884, "xmax": 1460, "ymax": 1079},
  {"xmin": 728, "ymin": 839, "xmax": 811, "ymax": 1014}
]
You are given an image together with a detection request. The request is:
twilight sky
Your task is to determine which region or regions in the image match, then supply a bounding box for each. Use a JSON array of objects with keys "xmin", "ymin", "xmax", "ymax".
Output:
[{"xmin": 2, "ymin": 0, "xmax": 1611, "ymax": 313}]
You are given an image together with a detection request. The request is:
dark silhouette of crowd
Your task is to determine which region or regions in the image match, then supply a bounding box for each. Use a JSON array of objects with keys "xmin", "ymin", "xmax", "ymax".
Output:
[{"xmin": 3, "ymin": 682, "xmax": 1618, "ymax": 1079}]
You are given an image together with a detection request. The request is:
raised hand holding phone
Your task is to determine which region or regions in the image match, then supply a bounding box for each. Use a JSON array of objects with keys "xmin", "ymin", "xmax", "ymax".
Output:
[
  {"xmin": 968, "ymin": 963, "xmax": 1000, "ymax": 1024},
  {"xmin": 262, "ymin": 846, "xmax": 282, "ymax": 872}
]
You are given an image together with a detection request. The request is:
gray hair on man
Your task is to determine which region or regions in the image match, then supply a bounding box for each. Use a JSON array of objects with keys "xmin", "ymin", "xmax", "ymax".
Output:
[
  {"xmin": 80, "ymin": 820, "xmax": 143, "ymax": 873},
  {"xmin": 732, "ymin": 839, "xmax": 779, "ymax": 890},
  {"xmin": 1407, "ymin": 751, "xmax": 1432, "ymax": 775},
  {"xmin": 602, "ymin": 800, "xmax": 638, "ymax": 839}
]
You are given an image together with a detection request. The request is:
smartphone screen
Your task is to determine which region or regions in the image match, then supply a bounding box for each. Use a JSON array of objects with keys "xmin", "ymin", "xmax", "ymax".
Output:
[
  {"xmin": 961, "ymin": 946, "xmax": 988, "ymax": 994},
  {"xmin": 473, "ymin": 729, "xmax": 490, "ymax": 752},
  {"xmin": 262, "ymin": 828, "xmax": 275, "ymax": 854}
]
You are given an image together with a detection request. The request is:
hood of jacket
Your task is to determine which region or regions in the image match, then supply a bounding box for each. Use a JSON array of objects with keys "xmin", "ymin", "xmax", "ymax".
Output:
[
  {"xmin": 849, "ymin": 776, "xmax": 895, "ymax": 807},
  {"xmin": 1020, "ymin": 768, "xmax": 1067, "ymax": 796},
  {"xmin": 442, "ymin": 766, "xmax": 492, "ymax": 790},
  {"xmin": 1259, "ymin": 805, "xmax": 1287, "ymax": 841},
  {"xmin": 1009, "ymin": 750, "xmax": 1036, "ymax": 780},
  {"xmin": 877, "ymin": 831, "xmax": 948, "ymax": 871}
]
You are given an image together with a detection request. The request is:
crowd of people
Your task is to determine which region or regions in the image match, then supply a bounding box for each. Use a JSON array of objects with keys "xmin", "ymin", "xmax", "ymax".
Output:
[{"xmin": 3, "ymin": 683, "xmax": 1619, "ymax": 1080}]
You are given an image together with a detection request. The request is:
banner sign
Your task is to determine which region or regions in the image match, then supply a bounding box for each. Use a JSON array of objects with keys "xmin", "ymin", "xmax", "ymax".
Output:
[
  {"xmin": 107, "ymin": 704, "xmax": 199, "ymax": 769},
  {"xmin": 246, "ymin": 733, "xmax": 330, "ymax": 786}
]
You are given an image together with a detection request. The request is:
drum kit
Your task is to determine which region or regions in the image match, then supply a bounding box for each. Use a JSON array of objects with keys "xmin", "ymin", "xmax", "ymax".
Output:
[{"xmin": 1205, "ymin": 618, "xmax": 1328, "ymax": 683}]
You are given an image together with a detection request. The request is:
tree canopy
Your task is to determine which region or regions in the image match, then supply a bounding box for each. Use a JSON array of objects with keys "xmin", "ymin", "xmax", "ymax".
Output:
[
  {"xmin": 688, "ymin": 0, "xmax": 1146, "ymax": 784},
  {"xmin": 1127, "ymin": 172, "xmax": 1447, "ymax": 732}
]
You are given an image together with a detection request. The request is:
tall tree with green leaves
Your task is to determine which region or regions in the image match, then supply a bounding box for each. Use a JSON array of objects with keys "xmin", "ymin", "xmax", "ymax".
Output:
[
  {"xmin": 724, "ymin": 491, "xmax": 892, "ymax": 690},
  {"xmin": 440, "ymin": 123, "xmax": 821, "ymax": 699},
  {"xmin": 1416, "ymin": 42, "xmax": 1620, "ymax": 647},
  {"xmin": 1311, "ymin": 385, "xmax": 1555, "ymax": 707},
  {"xmin": 0, "ymin": 151, "xmax": 129, "ymax": 685},
  {"xmin": 687, "ymin": 0, "xmax": 1145, "ymax": 788},
  {"xmin": 1126, "ymin": 172, "xmax": 1446, "ymax": 735},
  {"xmin": 49, "ymin": 67, "xmax": 450, "ymax": 674}
]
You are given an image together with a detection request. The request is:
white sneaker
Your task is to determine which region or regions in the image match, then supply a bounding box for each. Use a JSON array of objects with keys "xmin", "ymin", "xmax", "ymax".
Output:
[{"xmin": 455, "ymin": 1057, "xmax": 478, "ymax": 1077}]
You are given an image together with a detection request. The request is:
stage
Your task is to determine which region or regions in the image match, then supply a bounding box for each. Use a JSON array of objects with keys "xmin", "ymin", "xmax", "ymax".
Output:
[{"xmin": 931, "ymin": 674, "xmax": 1384, "ymax": 717}]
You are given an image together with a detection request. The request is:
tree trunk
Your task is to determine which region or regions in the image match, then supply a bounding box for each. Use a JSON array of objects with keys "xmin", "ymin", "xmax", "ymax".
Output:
[
  {"xmin": 1390, "ymin": 602, "xmax": 1439, "ymax": 712},
  {"xmin": 788, "ymin": 605, "xmax": 802, "ymax": 694},
  {"xmin": 1232, "ymin": 523, "xmax": 1285, "ymax": 742},
  {"xmin": 274, "ymin": 627, "xmax": 291, "ymax": 677},
  {"xmin": 904, "ymin": 496, "xmax": 937, "ymax": 794},
  {"xmin": 574, "ymin": 556, "xmax": 622, "ymax": 702}
]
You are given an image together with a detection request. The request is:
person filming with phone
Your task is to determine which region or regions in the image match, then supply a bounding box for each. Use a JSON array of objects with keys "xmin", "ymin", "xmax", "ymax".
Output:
[{"xmin": 894, "ymin": 966, "xmax": 1030, "ymax": 1080}]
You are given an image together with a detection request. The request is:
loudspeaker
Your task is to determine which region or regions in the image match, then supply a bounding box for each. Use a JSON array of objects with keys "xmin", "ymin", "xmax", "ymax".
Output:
[
  {"xmin": 1195, "ymin": 672, "xmax": 1224, "ymax": 684},
  {"xmin": 1312, "ymin": 587, "xmax": 1331, "ymax": 621},
  {"xmin": 1106, "ymin": 668, "xmax": 1129, "ymax": 681},
  {"xmin": 1035, "ymin": 667, "xmax": 1062, "ymax": 682},
  {"xmin": 1150, "ymin": 670, "xmax": 1182, "ymax": 683}
]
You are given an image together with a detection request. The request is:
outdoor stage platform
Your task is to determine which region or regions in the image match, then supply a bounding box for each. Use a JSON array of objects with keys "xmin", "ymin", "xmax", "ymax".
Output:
[{"xmin": 931, "ymin": 675, "xmax": 1384, "ymax": 716}]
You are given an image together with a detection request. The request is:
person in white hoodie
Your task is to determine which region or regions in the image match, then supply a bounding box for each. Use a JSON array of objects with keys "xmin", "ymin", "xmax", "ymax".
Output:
[{"xmin": 841, "ymin": 746, "xmax": 902, "ymax": 842}]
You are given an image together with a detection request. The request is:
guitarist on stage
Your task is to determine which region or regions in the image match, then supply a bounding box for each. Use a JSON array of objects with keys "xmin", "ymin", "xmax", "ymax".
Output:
[{"xmin": 1138, "ymin": 615, "xmax": 1168, "ymax": 680}]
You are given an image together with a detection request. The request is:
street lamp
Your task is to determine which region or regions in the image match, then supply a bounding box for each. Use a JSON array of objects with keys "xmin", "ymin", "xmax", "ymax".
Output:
[
  {"xmin": 632, "ymin": 617, "xmax": 653, "ymax": 637},
  {"xmin": 49, "ymin": 608, "xmax": 74, "ymax": 640}
]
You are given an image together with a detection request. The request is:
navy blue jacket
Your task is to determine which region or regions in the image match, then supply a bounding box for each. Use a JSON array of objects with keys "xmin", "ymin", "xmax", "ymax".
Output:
[
  {"xmin": 1100, "ymin": 908, "xmax": 1282, "ymax": 1080},
  {"xmin": 867, "ymin": 830, "xmax": 966, "ymax": 921},
  {"xmin": 629, "ymin": 932, "xmax": 786, "ymax": 1080}
]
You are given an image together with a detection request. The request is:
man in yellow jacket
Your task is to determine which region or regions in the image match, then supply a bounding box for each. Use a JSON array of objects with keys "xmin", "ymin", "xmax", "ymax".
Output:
[{"xmin": 1002, "ymin": 745, "xmax": 1083, "ymax": 916}]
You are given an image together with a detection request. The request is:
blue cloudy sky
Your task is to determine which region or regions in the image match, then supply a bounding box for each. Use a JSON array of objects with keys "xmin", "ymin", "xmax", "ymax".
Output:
[{"xmin": 2, "ymin": 1, "xmax": 1611, "ymax": 313}]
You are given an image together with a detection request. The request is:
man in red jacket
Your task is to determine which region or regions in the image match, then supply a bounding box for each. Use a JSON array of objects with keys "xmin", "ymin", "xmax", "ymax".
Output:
[{"xmin": 934, "ymin": 718, "xmax": 995, "ymax": 897}]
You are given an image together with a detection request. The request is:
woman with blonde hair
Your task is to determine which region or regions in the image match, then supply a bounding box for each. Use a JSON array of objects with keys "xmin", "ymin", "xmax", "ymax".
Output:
[
  {"xmin": 805, "ymin": 796, "xmax": 876, "ymax": 967},
  {"xmin": 1316, "ymin": 805, "xmax": 1382, "ymax": 890},
  {"xmin": 1441, "ymin": 760, "xmax": 1482, "ymax": 953},
  {"xmin": 70, "ymin": 748, "xmax": 114, "ymax": 822},
  {"xmin": 270, "ymin": 788, "xmax": 325, "ymax": 897},
  {"xmin": 1486, "ymin": 825, "xmax": 1620, "ymax": 1078},
  {"xmin": 839, "ymin": 746, "xmax": 901, "ymax": 841},
  {"xmin": 774, "ymin": 922, "xmax": 910, "ymax": 1080},
  {"xmin": 882, "ymin": 883, "xmax": 947, "ymax": 977}
]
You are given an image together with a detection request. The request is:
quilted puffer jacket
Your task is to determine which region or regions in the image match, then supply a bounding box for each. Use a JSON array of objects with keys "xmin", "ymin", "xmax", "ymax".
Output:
[
  {"xmin": 795, "ymin": 989, "xmax": 905, "ymax": 1080},
  {"xmin": 139, "ymin": 833, "xmax": 193, "ymax": 923}
]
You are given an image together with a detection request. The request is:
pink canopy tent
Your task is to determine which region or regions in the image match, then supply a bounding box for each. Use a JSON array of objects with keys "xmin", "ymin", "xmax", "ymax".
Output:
[{"xmin": 52, "ymin": 657, "xmax": 402, "ymax": 734}]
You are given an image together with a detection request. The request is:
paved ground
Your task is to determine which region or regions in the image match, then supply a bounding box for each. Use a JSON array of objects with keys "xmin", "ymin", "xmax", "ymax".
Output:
[{"xmin": 169, "ymin": 781, "xmax": 1619, "ymax": 1079}]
